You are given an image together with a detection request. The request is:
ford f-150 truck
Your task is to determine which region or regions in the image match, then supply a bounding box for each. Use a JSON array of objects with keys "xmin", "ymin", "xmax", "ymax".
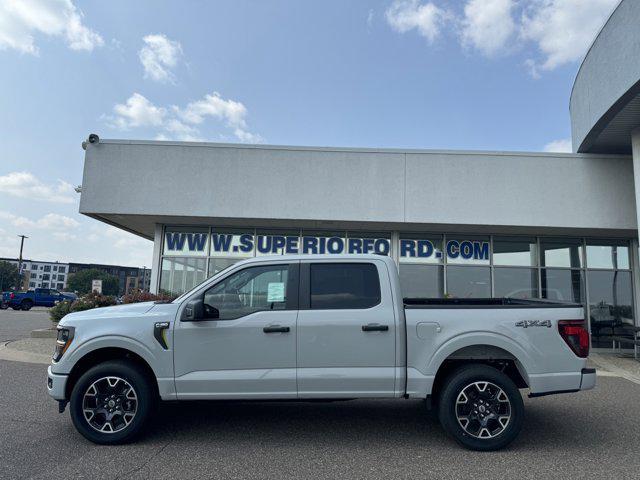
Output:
[
  {"xmin": 2, "ymin": 288, "xmax": 74, "ymax": 310},
  {"xmin": 47, "ymin": 255, "xmax": 595, "ymax": 450}
]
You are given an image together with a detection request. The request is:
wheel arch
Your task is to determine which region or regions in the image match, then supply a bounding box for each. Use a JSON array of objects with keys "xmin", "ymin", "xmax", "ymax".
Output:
[
  {"xmin": 65, "ymin": 347, "xmax": 159, "ymax": 400},
  {"xmin": 429, "ymin": 341, "xmax": 531, "ymax": 402}
]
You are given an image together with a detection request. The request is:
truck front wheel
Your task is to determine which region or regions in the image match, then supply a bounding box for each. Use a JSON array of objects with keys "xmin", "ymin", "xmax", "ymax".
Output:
[
  {"xmin": 438, "ymin": 364, "xmax": 524, "ymax": 451},
  {"xmin": 69, "ymin": 360, "xmax": 155, "ymax": 444},
  {"xmin": 21, "ymin": 300, "xmax": 33, "ymax": 311}
]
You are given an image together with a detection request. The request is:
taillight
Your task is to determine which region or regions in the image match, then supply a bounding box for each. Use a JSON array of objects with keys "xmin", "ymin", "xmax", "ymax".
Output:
[
  {"xmin": 558, "ymin": 320, "xmax": 589, "ymax": 358},
  {"xmin": 10, "ymin": 293, "xmax": 14, "ymax": 299}
]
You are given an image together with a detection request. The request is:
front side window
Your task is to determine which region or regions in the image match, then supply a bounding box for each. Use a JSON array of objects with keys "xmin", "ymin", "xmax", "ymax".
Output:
[
  {"xmin": 310, "ymin": 263, "xmax": 381, "ymax": 309},
  {"xmin": 203, "ymin": 265, "xmax": 290, "ymax": 320}
]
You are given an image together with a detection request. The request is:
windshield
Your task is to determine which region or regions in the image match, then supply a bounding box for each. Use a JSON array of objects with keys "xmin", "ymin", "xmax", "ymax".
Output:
[{"xmin": 171, "ymin": 263, "xmax": 236, "ymax": 303}]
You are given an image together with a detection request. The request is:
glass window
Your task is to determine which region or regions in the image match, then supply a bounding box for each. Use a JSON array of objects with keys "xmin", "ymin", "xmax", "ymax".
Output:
[
  {"xmin": 30, "ymin": 273, "xmax": 36, "ymax": 279},
  {"xmin": 163, "ymin": 227, "xmax": 209, "ymax": 256},
  {"xmin": 42, "ymin": 274, "xmax": 50, "ymax": 281},
  {"xmin": 44, "ymin": 265, "xmax": 51, "ymax": 272},
  {"xmin": 53, "ymin": 266, "xmax": 58, "ymax": 271},
  {"xmin": 399, "ymin": 264, "xmax": 443, "ymax": 298},
  {"xmin": 58, "ymin": 266, "xmax": 66, "ymax": 273},
  {"xmin": 493, "ymin": 237, "xmax": 537, "ymax": 266},
  {"xmin": 300, "ymin": 230, "xmax": 347, "ymax": 256},
  {"xmin": 445, "ymin": 236, "xmax": 490, "ymax": 265},
  {"xmin": 29, "ymin": 282, "xmax": 35, "ymax": 288},
  {"xmin": 57, "ymin": 283, "xmax": 64, "ymax": 290},
  {"xmin": 208, "ymin": 257, "xmax": 240, "ymax": 277},
  {"xmin": 494, "ymin": 268, "xmax": 538, "ymax": 299},
  {"xmin": 399, "ymin": 235, "xmax": 444, "ymax": 264},
  {"xmin": 310, "ymin": 263, "xmax": 381, "ymax": 309},
  {"xmin": 541, "ymin": 269, "xmax": 583, "ymax": 302},
  {"xmin": 58, "ymin": 275, "xmax": 65, "ymax": 281},
  {"xmin": 160, "ymin": 257, "xmax": 207, "ymax": 296},
  {"xmin": 586, "ymin": 243, "xmax": 630, "ymax": 270},
  {"xmin": 446, "ymin": 266, "xmax": 490, "ymax": 298},
  {"xmin": 31, "ymin": 264, "xmax": 37, "ymax": 270},
  {"xmin": 203, "ymin": 265, "xmax": 289, "ymax": 320},
  {"xmin": 346, "ymin": 231, "xmax": 391, "ymax": 256},
  {"xmin": 588, "ymin": 271, "xmax": 634, "ymax": 348},
  {"xmin": 541, "ymin": 239, "xmax": 583, "ymax": 268}
]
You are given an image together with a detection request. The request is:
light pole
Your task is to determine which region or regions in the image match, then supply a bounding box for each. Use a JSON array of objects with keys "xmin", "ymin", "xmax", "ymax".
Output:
[{"xmin": 17, "ymin": 235, "xmax": 28, "ymax": 289}]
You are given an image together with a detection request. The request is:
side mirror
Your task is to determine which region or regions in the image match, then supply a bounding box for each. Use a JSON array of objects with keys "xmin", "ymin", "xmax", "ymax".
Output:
[{"xmin": 182, "ymin": 298, "xmax": 205, "ymax": 321}]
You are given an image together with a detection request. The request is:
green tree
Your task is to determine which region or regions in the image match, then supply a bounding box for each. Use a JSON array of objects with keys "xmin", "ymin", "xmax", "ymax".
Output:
[
  {"xmin": 0, "ymin": 261, "xmax": 21, "ymax": 291},
  {"xmin": 66, "ymin": 269, "xmax": 120, "ymax": 296}
]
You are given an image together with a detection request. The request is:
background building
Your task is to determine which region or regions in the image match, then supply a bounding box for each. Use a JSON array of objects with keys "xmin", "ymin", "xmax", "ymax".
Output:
[
  {"xmin": 76, "ymin": 0, "xmax": 640, "ymax": 352},
  {"xmin": 0, "ymin": 258, "xmax": 151, "ymax": 295},
  {"xmin": 0, "ymin": 258, "xmax": 69, "ymax": 291}
]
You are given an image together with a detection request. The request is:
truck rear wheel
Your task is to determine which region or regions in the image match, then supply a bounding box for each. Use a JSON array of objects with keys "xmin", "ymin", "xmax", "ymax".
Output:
[
  {"xmin": 69, "ymin": 360, "xmax": 155, "ymax": 445},
  {"xmin": 438, "ymin": 364, "xmax": 524, "ymax": 451},
  {"xmin": 21, "ymin": 300, "xmax": 33, "ymax": 311}
]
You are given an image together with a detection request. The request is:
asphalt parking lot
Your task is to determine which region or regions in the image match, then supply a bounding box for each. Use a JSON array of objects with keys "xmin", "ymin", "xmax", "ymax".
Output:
[{"xmin": 2, "ymin": 309, "xmax": 640, "ymax": 479}]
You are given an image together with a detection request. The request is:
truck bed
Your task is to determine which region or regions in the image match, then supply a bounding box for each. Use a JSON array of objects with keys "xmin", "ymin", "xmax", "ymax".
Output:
[{"xmin": 403, "ymin": 297, "xmax": 581, "ymax": 308}]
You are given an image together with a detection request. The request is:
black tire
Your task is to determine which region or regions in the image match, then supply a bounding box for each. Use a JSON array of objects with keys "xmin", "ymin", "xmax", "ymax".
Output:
[
  {"xmin": 437, "ymin": 364, "xmax": 524, "ymax": 451},
  {"xmin": 21, "ymin": 300, "xmax": 33, "ymax": 311},
  {"xmin": 69, "ymin": 360, "xmax": 155, "ymax": 445},
  {"xmin": 0, "ymin": 302, "xmax": 8, "ymax": 310}
]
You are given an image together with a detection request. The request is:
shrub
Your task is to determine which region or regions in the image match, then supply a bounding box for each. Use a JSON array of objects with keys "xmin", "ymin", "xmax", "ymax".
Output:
[
  {"xmin": 121, "ymin": 291, "xmax": 176, "ymax": 304},
  {"xmin": 49, "ymin": 292, "xmax": 117, "ymax": 323}
]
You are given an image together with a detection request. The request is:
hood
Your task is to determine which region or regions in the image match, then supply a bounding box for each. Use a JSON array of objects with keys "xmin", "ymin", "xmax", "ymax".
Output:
[{"xmin": 59, "ymin": 301, "xmax": 158, "ymax": 325}]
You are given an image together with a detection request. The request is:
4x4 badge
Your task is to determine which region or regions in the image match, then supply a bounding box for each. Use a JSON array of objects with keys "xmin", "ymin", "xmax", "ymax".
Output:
[{"xmin": 515, "ymin": 320, "xmax": 552, "ymax": 328}]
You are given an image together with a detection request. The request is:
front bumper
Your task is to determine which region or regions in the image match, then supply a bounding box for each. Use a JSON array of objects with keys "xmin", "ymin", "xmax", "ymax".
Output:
[{"xmin": 47, "ymin": 366, "xmax": 68, "ymax": 401}]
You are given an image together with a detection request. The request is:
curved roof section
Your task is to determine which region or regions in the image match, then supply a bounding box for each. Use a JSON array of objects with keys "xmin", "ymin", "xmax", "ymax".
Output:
[{"xmin": 570, "ymin": 0, "xmax": 640, "ymax": 154}]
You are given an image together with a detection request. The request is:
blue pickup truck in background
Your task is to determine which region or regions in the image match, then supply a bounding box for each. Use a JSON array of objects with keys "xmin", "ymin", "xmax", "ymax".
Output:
[{"xmin": 0, "ymin": 288, "xmax": 75, "ymax": 310}]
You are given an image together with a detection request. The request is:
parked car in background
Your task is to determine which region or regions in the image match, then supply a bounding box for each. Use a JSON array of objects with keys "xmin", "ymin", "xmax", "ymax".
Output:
[
  {"xmin": 48, "ymin": 255, "xmax": 594, "ymax": 450},
  {"xmin": 2, "ymin": 288, "xmax": 75, "ymax": 310}
]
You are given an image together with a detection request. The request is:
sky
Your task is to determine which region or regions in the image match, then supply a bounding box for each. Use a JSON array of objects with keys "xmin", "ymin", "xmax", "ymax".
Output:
[{"xmin": 0, "ymin": 0, "xmax": 621, "ymax": 268}]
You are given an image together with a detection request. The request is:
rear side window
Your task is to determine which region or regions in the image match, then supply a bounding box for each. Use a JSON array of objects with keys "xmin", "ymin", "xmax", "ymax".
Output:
[{"xmin": 310, "ymin": 263, "xmax": 381, "ymax": 310}]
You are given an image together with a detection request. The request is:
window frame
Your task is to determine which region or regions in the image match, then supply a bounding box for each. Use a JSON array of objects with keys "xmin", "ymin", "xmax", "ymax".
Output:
[{"xmin": 299, "ymin": 261, "xmax": 382, "ymax": 311}]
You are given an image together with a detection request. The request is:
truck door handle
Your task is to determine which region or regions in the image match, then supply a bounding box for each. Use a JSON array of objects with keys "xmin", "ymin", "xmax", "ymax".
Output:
[
  {"xmin": 362, "ymin": 324, "xmax": 389, "ymax": 332},
  {"xmin": 263, "ymin": 325, "xmax": 290, "ymax": 333}
]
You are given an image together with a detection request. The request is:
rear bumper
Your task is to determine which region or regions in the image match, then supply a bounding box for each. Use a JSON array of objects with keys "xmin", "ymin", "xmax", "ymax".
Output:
[
  {"xmin": 529, "ymin": 368, "xmax": 596, "ymax": 397},
  {"xmin": 47, "ymin": 366, "xmax": 68, "ymax": 401},
  {"xmin": 579, "ymin": 367, "xmax": 596, "ymax": 391}
]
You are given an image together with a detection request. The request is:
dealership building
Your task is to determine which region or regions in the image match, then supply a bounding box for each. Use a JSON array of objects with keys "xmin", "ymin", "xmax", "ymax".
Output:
[{"xmin": 79, "ymin": 0, "xmax": 640, "ymax": 350}]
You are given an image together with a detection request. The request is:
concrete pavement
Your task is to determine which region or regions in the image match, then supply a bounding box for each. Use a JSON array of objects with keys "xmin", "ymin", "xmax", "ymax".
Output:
[{"xmin": 2, "ymin": 308, "xmax": 640, "ymax": 479}]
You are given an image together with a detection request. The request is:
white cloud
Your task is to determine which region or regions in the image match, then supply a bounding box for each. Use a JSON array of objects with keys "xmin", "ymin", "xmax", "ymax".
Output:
[
  {"xmin": 543, "ymin": 138, "xmax": 573, "ymax": 153},
  {"xmin": 139, "ymin": 34, "xmax": 183, "ymax": 83},
  {"xmin": 521, "ymin": 0, "xmax": 619, "ymax": 71},
  {"xmin": 110, "ymin": 93, "xmax": 167, "ymax": 129},
  {"xmin": 0, "ymin": 171, "xmax": 76, "ymax": 203},
  {"xmin": 385, "ymin": 0, "xmax": 619, "ymax": 76},
  {"xmin": 385, "ymin": 0, "xmax": 450, "ymax": 43},
  {"xmin": 107, "ymin": 91, "xmax": 262, "ymax": 143},
  {"xmin": 0, "ymin": 0, "xmax": 103, "ymax": 55},
  {"xmin": 176, "ymin": 92, "xmax": 248, "ymax": 128},
  {"xmin": 461, "ymin": 0, "xmax": 516, "ymax": 57},
  {"xmin": 0, "ymin": 211, "xmax": 80, "ymax": 230}
]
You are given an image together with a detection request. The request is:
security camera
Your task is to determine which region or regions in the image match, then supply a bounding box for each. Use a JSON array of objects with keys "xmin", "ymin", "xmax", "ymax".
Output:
[{"xmin": 88, "ymin": 133, "xmax": 100, "ymax": 144}]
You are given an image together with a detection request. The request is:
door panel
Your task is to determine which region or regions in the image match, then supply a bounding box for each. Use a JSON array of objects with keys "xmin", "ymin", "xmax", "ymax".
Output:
[
  {"xmin": 174, "ymin": 310, "xmax": 298, "ymax": 399},
  {"xmin": 297, "ymin": 261, "xmax": 397, "ymax": 398},
  {"xmin": 173, "ymin": 262, "xmax": 299, "ymax": 399}
]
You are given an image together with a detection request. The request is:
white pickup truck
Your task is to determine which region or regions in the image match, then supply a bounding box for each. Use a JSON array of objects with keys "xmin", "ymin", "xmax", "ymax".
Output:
[{"xmin": 47, "ymin": 254, "xmax": 595, "ymax": 450}]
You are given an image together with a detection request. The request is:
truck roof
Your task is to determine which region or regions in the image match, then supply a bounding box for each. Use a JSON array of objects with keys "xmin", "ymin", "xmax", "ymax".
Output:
[{"xmin": 230, "ymin": 253, "xmax": 396, "ymax": 267}]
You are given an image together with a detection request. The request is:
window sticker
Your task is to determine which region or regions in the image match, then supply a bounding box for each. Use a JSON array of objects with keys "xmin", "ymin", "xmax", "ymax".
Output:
[{"xmin": 267, "ymin": 282, "xmax": 285, "ymax": 302}]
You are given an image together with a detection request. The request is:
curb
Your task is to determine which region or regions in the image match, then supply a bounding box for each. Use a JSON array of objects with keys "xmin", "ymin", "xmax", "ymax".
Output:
[{"xmin": 0, "ymin": 341, "xmax": 51, "ymax": 365}]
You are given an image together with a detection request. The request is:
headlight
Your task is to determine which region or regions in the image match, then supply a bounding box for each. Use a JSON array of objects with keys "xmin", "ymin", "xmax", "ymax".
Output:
[{"xmin": 53, "ymin": 326, "xmax": 75, "ymax": 362}]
